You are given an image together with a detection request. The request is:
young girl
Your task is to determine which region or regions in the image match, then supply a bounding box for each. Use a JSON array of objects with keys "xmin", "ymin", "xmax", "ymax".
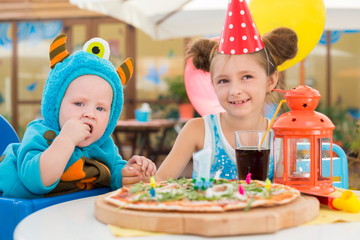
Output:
[{"xmin": 156, "ymin": 1, "xmax": 297, "ymax": 181}]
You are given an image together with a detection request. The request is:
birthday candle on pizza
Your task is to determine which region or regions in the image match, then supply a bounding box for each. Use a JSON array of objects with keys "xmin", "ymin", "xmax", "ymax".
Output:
[
  {"xmin": 149, "ymin": 187, "xmax": 156, "ymax": 197},
  {"xmin": 149, "ymin": 176, "xmax": 156, "ymax": 197},
  {"xmin": 246, "ymin": 173, "xmax": 252, "ymax": 184},
  {"xmin": 264, "ymin": 178, "xmax": 271, "ymax": 198},
  {"xmin": 150, "ymin": 176, "xmax": 156, "ymax": 188},
  {"xmin": 265, "ymin": 178, "xmax": 271, "ymax": 190},
  {"xmin": 238, "ymin": 184, "xmax": 245, "ymax": 195}
]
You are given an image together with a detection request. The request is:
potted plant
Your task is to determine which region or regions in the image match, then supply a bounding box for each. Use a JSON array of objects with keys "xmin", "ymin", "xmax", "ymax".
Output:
[
  {"xmin": 316, "ymin": 100, "xmax": 356, "ymax": 148},
  {"xmin": 347, "ymin": 120, "xmax": 360, "ymax": 189},
  {"xmin": 316, "ymin": 100, "xmax": 360, "ymax": 189},
  {"xmin": 165, "ymin": 75, "xmax": 194, "ymax": 119}
]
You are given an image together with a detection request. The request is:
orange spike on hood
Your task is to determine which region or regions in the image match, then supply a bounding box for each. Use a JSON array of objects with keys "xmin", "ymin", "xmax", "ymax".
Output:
[
  {"xmin": 49, "ymin": 33, "xmax": 70, "ymax": 69},
  {"xmin": 117, "ymin": 57, "xmax": 134, "ymax": 85}
]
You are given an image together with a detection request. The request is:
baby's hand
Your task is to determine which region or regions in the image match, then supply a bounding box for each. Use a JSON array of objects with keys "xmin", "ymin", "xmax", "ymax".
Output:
[
  {"xmin": 121, "ymin": 156, "xmax": 156, "ymax": 186},
  {"xmin": 59, "ymin": 118, "xmax": 91, "ymax": 146},
  {"xmin": 121, "ymin": 164, "xmax": 142, "ymax": 186}
]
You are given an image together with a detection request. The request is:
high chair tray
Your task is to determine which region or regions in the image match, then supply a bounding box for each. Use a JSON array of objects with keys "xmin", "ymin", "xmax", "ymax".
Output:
[{"xmin": 94, "ymin": 194, "xmax": 319, "ymax": 237}]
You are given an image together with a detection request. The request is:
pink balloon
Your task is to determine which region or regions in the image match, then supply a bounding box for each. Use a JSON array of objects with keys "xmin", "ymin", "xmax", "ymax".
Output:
[{"xmin": 184, "ymin": 58, "xmax": 225, "ymax": 116}]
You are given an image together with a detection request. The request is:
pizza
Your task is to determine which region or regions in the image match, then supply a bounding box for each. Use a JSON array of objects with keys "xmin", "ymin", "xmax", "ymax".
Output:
[{"xmin": 104, "ymin": 178, "xmax": 300, "ymax": 212}]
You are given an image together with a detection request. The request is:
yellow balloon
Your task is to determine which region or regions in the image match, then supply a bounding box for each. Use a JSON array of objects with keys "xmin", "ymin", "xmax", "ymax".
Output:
[{"xmin": 249, "ymin": 0, "xmax": 326, "ymax": 71}]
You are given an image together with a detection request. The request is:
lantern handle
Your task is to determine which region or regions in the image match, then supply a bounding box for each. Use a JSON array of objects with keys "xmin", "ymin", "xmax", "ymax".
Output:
[
  {"xmin": 258, "ymin": 99, "xmax": 287, "ymax": 150},
  {"xmin": 272, "ymin": 89, "xmax": 288, "ymax": 93},
  {"xmin": 272, "ymin": 88, "xmax": 313, "ymax": 96}
]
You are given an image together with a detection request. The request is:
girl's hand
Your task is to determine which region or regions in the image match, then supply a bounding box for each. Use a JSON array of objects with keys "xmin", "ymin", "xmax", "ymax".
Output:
[
  {"xmin": 59, "ymin": 118, "xmax": 91, "ymax": 146},
  {"xmin": 126, "ymin": 155, "xmax": 157, "ymax": 177}
]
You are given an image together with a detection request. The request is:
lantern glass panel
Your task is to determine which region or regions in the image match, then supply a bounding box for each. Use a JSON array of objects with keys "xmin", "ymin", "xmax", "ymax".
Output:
[
  {"xmin": 320, "ymin": 138, "xmax": 332, "ymax": 181},
  {"xmin": 294, "ymin": 138, "xmax": 311, "ymax": 180},
  {"xmin": 274, "ymin": 137, "xmax": 283, "ymax": 178},
  {"xmin": 283, "ymin": 138, "xmax": 310, "ymax": 182}
]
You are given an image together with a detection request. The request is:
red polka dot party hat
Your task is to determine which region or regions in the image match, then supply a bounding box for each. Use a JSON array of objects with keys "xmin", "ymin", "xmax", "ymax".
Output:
[{"xmin": 218, "ymin": 0, "xmax": 264, "ymax": 55}]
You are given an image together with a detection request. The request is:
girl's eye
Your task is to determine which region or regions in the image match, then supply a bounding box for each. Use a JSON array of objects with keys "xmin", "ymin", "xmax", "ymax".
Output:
[
  {"xmin": 96, "ymin": 106, "xmax": 105, "ymax": 112},
  {"xmin": 218, "ymin": 79, "xmax": 228, "ymax": 84}
]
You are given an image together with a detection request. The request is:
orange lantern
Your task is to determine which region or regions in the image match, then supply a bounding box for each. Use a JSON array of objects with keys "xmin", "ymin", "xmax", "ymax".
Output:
[{"xmin": 272, "ymin": 86, "xmax": 335, "ymax": 194}]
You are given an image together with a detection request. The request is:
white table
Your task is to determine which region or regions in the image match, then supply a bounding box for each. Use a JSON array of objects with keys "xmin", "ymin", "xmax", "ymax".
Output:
[{"xmin": 14, "ymin": 196, "xmax": 360, "ymax": 240}]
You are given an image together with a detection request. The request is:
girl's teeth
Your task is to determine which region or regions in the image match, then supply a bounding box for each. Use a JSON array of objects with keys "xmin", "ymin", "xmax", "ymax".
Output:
[{"xmin": 233, "ymin": 100, "xmax": 247, "ymax": 104}]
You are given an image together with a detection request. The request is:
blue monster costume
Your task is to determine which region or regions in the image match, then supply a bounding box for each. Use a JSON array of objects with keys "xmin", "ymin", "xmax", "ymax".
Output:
[{"xmin": 0, "ymin": 34, "xmax": 134, "ymax": 198}]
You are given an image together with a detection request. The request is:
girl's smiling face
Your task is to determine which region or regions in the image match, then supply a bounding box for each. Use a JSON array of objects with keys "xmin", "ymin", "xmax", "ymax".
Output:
[
  {"xmin": 211, "ymin": 54, "xmax": 277, "ymax": 119},
  {"xmin": 59, "ymin": 75, "xmax": 113, "ymax": 147}
]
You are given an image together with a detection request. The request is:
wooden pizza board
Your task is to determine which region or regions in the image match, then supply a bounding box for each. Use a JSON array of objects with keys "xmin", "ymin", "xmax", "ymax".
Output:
[{"xmin": 94, "ymin": 194, "xmax": 319, "ymax": 237}]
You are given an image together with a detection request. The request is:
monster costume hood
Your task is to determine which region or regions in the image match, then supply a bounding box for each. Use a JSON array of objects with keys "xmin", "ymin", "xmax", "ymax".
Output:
[{"xmin": 0, "ymin": 34, "xmax": 134, "ymax": 198}]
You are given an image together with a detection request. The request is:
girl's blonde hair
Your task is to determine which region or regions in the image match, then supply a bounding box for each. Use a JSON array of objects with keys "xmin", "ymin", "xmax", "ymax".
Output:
[{"xmin": 186, "ymin": 27, "xmax": 298, "ymax": 105}]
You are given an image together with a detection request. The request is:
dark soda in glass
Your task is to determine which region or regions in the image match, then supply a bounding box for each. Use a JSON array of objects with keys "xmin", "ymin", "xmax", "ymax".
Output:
[{"xmin": 236, "ymin": 147, "xmax": 270, "ymax": 181}]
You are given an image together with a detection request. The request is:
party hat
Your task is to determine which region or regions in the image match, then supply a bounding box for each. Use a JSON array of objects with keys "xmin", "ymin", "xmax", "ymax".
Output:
[{"xmin": 218, "ymin": 0, "xmax": 264, "ymax": 55}]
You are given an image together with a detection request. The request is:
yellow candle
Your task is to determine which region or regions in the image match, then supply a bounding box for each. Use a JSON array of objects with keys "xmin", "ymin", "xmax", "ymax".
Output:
[
  {"xmin": 150, "ymin": 176, "xmax": 156, "ymax": 188},
  {"xmin": 265, "ymin": 178, "xmax": 271, "ymax": 190}
]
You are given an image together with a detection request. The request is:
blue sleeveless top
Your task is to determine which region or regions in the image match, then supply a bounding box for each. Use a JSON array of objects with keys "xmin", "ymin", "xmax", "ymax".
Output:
[{"xmin": 193, "ymin": 114, "xmax": 274, "ymax": 180}]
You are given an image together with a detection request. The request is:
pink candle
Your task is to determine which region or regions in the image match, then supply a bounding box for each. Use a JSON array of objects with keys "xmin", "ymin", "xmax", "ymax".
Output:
[
  {"xmin": 246, "ymin": 173, "xmax": 252, "ymax": 184},
  {"xmin": 238, "ymin": 185, "xmax": 245, "ymax": 195}
]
